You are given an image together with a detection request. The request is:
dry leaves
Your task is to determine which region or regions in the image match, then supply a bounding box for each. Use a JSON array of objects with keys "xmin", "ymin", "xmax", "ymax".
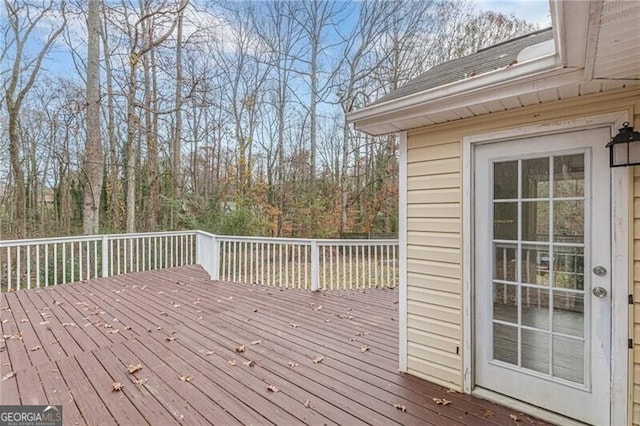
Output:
[
  {"xmin": 290, "ymin": 323, "xmax": 300, "ymax": 328},
  {"xmin": 432, "ymin": 398, "xmax": 451, "ymax": 406},
  {"xmin": 112, "ymin": 382, "xmax": 124, "ymax": 392},
  {"xmin": 179, "ymin": 375, "xmax": 193, "ymax": 382},
  {"xmin": 288, "ymin": 361, "xmax": 299, "ymax": 368},
  {"xmin": 205, "ymin": 351, "xmax": 215, "ymax": 356},
  {"xmin": 39, "ymin": 321, "xmax": 50, "ymax": 325},
  {"xmin": 165, "ymin": 336, "xmax": 176, "ymax": 342},
  {"xmin": 124, "ymin": 325, "xmax": 132, "ymax": 330},
  {"xmin": 480, "ymin": 409, "xmax": 495, "ymax": 418},
  {"xmin": 227, "ymin": 360, "xmax": 237, "ymax": 366},
  {"xmin": 132, "ymin": 378, "xmax": 148, "ymax": 385},
  {"xmin": 235, "ymin": 345, "xmax": 246, "ymax": 353},
  {"xmin": 242, "ymin": 360, "xmax": 256, "ymax": 367},
  {"xmin": 510, "ymin": 414, "xmax": 520, "ymax": 422},
  {"xmin": 312, "ymin": 356, "xmax": 324, "ymax": 364},
  {"xmin": 127, "ymin": 364, "xmax": 142, "ymax": 374},
  {"xmin": 393, "ymin": 403, "xmax": 406, "ymax": 412},
  {"xmin": 29, "ymin": 346, "xmax": 41, "ymax": 352},
  {"xmin": 1, "ymin": 371, "xmax": 15, "ymax": 381},
  {"xmin": 360, "ymin": 345, "xmax": 369, "ymax": 352},
  {"xmin": 251, "ymin": 340, "xmax": 262, "ymax": 345},
  {"xmin": 20, "ymin": 319, "xmax": 29, "ymax": 323},
  {"xmin": 62, "ymin": 323, "xmax": 76, "ymax": 327},
  {"xmin": 303, "ymin": 399, "xmax": 311, "ymax": 408},
  {"xmin": 266, "ymin": 384, "xmax": 279, "ymax": 392}
]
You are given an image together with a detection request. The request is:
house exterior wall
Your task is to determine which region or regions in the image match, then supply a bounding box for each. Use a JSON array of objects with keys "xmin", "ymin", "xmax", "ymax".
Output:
[{"xmin": 404, "ymin": 88, "xmax": 640, "ymax": 406}]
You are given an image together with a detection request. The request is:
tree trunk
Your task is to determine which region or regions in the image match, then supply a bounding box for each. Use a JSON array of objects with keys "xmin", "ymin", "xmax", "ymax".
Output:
[
  {"xmin": 82, "ymin": 0, "xmax": 104, "ymax": 235},
  {"xmin": 7, "ymin": 104, "xmax": 26, "ymax": 237}
]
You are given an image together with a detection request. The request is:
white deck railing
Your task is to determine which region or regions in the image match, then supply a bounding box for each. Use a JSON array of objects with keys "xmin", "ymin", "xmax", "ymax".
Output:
[{"xmin": 1, "ymin": 231, "xmax": 398, "ymax": 292}]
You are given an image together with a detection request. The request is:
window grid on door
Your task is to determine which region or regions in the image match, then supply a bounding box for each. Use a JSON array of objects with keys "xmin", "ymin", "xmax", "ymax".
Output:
[{"xmin": 491, "ymin": 153, "xmax": 587, "ymax": 385}]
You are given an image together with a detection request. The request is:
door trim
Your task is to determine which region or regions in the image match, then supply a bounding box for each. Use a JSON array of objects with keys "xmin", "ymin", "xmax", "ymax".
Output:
[{"xmin": 461, "ymin": 111, "xmax": 630, "ymax": 425}]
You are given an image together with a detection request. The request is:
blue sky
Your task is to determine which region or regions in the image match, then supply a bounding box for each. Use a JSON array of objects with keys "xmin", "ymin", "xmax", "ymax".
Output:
[{"xmin": 478, "ymin": 0, "xmax": 552, "ymax": 28}]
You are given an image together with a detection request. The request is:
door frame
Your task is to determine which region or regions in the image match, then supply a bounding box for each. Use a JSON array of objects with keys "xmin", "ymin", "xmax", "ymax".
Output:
[{"xmin": 461, "ymin": 111, "xmax": 630, "ymax": 425}]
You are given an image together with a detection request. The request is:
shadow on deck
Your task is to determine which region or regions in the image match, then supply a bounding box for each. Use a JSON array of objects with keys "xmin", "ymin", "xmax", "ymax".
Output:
[{"xmin": 1, "ymin": 265, "xmax": 549, "ymax": 425}]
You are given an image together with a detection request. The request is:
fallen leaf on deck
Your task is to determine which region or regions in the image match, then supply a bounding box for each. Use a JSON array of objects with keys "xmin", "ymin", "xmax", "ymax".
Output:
[
  {"xmin": 227, "ymin": 360, "xmax": 237, "ymax": 366},
  {"xmin": 325, "ymin": 319, "xmax": 331, "ymax": 323},
  {"xmin": 127, "ymin": 364, "xmax": 142, "ymax": 374},
  {"xmin": 510, "ymin": 414, "xmax": 520, "ymax": 422},
  {"xmin": 165, "ymin": 336, "xmax": 176, "ymax": 342},
  {"xmin": 393, "ymin": 403, "xmax": 406, "ymax": 412},
  {"xmin": 288, "ymin": 361, "xmax": 299, "ymax": 367},
  {"xmin": 290, "ymin": 323, "xmax": 300, "ymax": 328},
  {"xmin": 357, "ymin": 332, "xmax": 369, "ymax": 337},
  {"xmin": 206, "ymin": 351, "xmax": 214, "ymax": 356},
  {"xmin": 104, "ymin": 324, "xmax": 113, "ymax": 329},
  {"xmin": 2, "ymin": 372, "xmax": 16, "ymax": 381},
  {"xmin": 304, "ymin": 399, "xmax": 310, "ymax": 408},
  {"xmin": 29, "ymin": 346, "xmax": 41, "ymax": 352},
  {"xmin": 432, "ymin": 398, "xmax": 451, "ymax": 406},
  {"xmin": 157, "ymin": 291, "xmax": 164, "ymax": 295},
  {"xmin": 228, "ymin": 296, "xmax": 233, "ymax": 300},
  {"xmin": 242, "ymin": 360, "xmax": 256, "ymax": 367},
  {"xmin": 480, "ymin": 409, "xmax": 495, "ymax": 418},
  {"xmin": 160, "ymin": 312, "xmax": 168, "ymax": 317},
  {"xmin": 112, "ymin": 382, "xmax": 123, "ymax": 391},
  {"xmin": 132, "ymin": 378, "xmax": 148, "ymax": 385},
  {"xmin": 313, "ymin": 305, "xmax": 323, "ymax": 311},
  {"xmin": 39, "ymin": 321, "xmax": 50, "ymax": 325},
  {"xmin": 251, "ymin": 340, "xmax": 262, "ymax": 345},
  {"xmin": 62, "ymin": 323, "xmax": 76, "ymax": 327},
  {"xmin": 312, "ymin": 356, "xmax": 324, "ymax": 364},
  {"xmin": 124, "ymin": 326, "xmax": 132, "ymax": 330},
  {"xmin": 445, "ymin": 388, "xmax": 460, "ymax": 394},
  {"xmin": 235, "ymin": 345, "xmax": 246, "ymax": 353},
  {"xmin": 106, "ymin": 329, "xmax": 120, "ymax": 334},
  {"xmin": 20, "ymin": 319, "xmax": 28, "ymax": 323},
  {"xmin": 179, "ymin": 375, "xmax": 193, "ymax": 382},
  {"xmin": 360, "ymin": 345, "xmax": 369, "ymax": 352},
  {"xmin": 156, "ymin": 327, "xmax": 162, "ymax": 331},
  {"xmin": 1, "ymin": 320, "xmax": 8, "ymax": 324},
  {"xmin": 266, "ymin": 385, "xmax": 279, "ymax": 392}
]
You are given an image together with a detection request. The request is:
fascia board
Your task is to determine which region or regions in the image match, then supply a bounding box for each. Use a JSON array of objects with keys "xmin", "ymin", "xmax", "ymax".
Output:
[
  {"xmin": 347, "ymin": 55, "xmax": 561, "ymax": 125},
  {"xmin": 350, "ymin": 65, "xmax": 587, "ymax": 136}
]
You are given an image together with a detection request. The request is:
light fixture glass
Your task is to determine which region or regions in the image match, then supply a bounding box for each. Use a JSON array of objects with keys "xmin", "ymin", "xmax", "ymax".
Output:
[{"xmin": 606, "ymin": 122, "xmax": 640, "ymax": 167}]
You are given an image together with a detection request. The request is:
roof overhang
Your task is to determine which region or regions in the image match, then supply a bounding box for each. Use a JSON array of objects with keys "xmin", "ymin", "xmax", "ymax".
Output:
[{"xmin": 347, "ymin": 0, "xmax": 640, "ymax": 136}]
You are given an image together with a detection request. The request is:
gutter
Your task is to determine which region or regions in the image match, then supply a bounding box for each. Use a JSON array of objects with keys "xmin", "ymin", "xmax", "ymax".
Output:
[{"xmin": 346, "ymin": 52, "xmax": 583, "ymax": 135}]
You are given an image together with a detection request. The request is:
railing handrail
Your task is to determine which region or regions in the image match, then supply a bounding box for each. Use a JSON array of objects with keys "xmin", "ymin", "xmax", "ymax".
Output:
[
  {"xmin": 214, "ymin": 235, "xmax": 398, "ymax": 245},
  {"xmin": 0, "ymin": 230, "xmax": 198, "ymax": 247}
]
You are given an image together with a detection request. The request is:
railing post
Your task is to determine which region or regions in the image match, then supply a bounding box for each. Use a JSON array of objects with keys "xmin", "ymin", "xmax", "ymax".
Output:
[
  {"xmin": 310, "ymin": 240, "xmax": 319, "ymax": 291},
  {"xmin": 101, "ymin": 235, "xmax": 109, "ymax": 278},
  {"xmin": 210, "ymin": 234, "xmax": 220, "ymax": 281}
]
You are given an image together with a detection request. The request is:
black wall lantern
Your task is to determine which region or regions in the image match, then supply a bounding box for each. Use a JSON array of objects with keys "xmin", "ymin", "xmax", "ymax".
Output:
[{"xmin": 606, "ymin": 122, "xmax": 640, "ymax": 167}]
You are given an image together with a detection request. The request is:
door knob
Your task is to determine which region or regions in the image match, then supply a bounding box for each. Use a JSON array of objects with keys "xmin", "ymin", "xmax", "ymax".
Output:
[
  {"xmin": 592, "ymin": 287, "xmax": 607, "ymax": 298},
  {"xmin": 593, "ymin": 266, "xmax": 607, "ymax": 276}
]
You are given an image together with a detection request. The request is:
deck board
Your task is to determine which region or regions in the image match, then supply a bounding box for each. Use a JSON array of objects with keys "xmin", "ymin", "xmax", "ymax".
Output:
[{"xmin": 1, "ymin": 265, "xmax": 551, "ymax": 425}]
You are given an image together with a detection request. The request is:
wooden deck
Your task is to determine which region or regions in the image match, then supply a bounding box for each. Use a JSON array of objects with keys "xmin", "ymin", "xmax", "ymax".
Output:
[{"xmin": 1, "ymin": 265, "xmax": 549, "ymax": 425}]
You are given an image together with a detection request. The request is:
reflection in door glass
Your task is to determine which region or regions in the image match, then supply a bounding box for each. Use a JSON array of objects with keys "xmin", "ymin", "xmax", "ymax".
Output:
[{"xmin": 492, "ymin": 154, "xmax": 586, "ymax": 384}]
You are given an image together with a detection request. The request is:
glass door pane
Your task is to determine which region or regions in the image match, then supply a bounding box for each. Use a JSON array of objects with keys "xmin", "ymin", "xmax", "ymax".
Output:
[{"xmin": 492, "ymin": 154, "xmax": 586, "ymax": 384}]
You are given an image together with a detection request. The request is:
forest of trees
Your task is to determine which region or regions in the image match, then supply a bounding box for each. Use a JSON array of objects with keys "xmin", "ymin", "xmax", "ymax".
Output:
[{"xmin": 0, "ymin": 0, "xmax": 537, "ymax": 240}]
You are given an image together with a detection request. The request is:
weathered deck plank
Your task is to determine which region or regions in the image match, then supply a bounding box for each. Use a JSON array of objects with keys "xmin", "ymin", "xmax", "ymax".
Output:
[{"xmin": 1, "ymin": 265, "xmax": 550, "ymax": 425}]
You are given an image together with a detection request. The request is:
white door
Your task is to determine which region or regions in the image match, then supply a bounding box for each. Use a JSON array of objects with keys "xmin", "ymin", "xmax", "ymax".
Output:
[{"xmin": 474, "ymin": 127, "xmax": 611, "ymax": 425}]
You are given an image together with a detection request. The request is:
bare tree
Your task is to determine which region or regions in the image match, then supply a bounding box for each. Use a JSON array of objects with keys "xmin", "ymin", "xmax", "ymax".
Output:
[{"xmin": 3, "ymin": 0, "xmax": 67, "ymax": 237}]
